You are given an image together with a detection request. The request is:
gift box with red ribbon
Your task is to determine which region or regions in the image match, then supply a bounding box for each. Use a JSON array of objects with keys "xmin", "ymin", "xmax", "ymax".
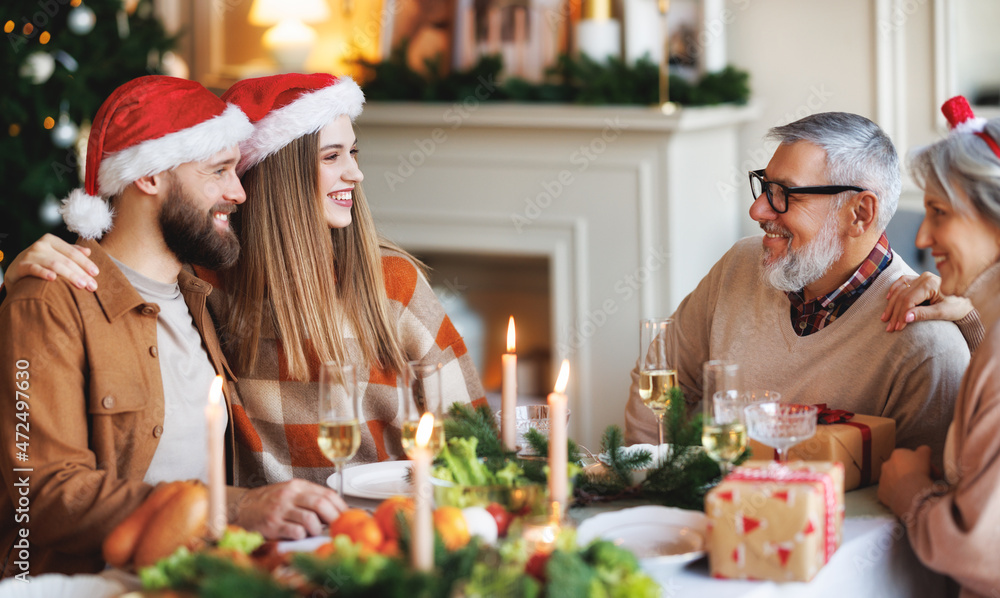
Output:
[
  {"xmin": 705, "ymin": 461, "xmax": 845, "ymax": 582},
  {"xmin": 746, "ymin": 404, "xmax": 895, "ymax": 491}
]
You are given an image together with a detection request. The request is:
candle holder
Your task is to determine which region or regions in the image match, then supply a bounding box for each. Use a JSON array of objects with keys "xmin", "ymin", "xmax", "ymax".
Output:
[{"xmin": 494, "ymin": 405, "xmax": 572, "ymax": 454}]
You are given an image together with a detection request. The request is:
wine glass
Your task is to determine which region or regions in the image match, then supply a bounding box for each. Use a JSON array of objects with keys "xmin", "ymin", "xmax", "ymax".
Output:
[
  {"xmin": 399, "ymin": 360, "xmax": 446, "ymax": 459},
  {"xmin": 701, "ymin": 361, "xmax": 745, "ymax": 476},
  {"xmin": 318, "ymin": 363, "xmax": 361, "ymax": 498},
  {"xmin": 744, "ymin": 402, "xmax": 818, "ymax": 462},
  {"xmin": 638, "ymin": 318, "xmax": 677, "ymax": 460}
]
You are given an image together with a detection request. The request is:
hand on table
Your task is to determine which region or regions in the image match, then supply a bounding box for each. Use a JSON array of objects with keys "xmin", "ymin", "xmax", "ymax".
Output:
[
  {"xmin": 4, "ymin": 233, "xmax": 100, "ymax": 291},
  {"xmin": 877, "ymin": 445, "xmax": 934, "ymax": 517},
  {"xmin": 233, "ymin": 479, "xmax": 347, "ymax": 540},
  {"xmin": 881, "ymin": 272, "xmax": 972, "ymax": 332}
]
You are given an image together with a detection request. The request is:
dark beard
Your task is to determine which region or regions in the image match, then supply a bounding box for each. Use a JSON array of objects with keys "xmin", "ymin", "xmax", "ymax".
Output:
[{"xmin": 158, "ymin": 179, "xmax": 241, "ymax": 270}]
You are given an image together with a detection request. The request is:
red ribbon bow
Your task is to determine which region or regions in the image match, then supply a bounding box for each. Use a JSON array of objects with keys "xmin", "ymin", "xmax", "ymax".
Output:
[{"xmin": 813, "ymin": 403, "xmax": 855, "ymax": 425}]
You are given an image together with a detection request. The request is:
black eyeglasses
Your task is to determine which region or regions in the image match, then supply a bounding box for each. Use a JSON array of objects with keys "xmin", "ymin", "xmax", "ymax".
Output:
[{"xmin": 748, "ymin": 169, "xmax": 865, "ymax": 214}]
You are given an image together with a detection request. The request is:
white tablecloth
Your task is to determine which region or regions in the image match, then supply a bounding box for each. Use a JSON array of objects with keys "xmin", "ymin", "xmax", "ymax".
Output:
[{"xmin": 641, "ymin": 486, "xmax": 946, "ymax": 598}]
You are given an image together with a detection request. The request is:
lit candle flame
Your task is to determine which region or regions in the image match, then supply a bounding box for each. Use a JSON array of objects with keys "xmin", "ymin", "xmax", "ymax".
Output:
[
  {"xmin": 416, "ymin": 412, "xmax": 435, "ymax": 447},
  {"xmin": 506, "ymin": 316, "xmax": 516, "ymax": 353},
  {"xmin": 554, "ymin": 360, "xmax": 570, "ymax": 393},
  {"xmin": 208, "ymin": 375, "xmax": 224, "ymax": 406}
]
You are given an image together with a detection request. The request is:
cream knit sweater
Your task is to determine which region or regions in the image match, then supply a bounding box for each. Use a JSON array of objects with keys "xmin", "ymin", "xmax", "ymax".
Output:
[{"xmin": 625, "ymin": 236, "xmax": 970, "ymax": 458}]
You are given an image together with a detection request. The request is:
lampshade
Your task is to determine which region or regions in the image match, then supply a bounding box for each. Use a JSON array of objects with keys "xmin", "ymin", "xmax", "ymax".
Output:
[{"xmin": 249, "ymin": 0, "xmax": 330, "ymax": 26}]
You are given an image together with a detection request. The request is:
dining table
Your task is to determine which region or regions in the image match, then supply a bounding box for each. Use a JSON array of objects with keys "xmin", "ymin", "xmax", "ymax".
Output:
[{"xmin": 0, "ymin": 476, "xmax": 948, "ymax": 597}]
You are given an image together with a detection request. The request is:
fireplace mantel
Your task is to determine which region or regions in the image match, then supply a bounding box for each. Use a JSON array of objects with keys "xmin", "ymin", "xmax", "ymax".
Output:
[{"xmin": 357, "ymin": 101, "xmax": 760, "ymax": 447}]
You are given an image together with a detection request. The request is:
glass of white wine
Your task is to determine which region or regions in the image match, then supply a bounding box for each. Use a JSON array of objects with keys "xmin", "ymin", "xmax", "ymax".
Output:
[
  {"xmin": 701, "ymin": 360, "xmax": 745, "ymax": 476},
  {"xmin": 638, "ymin": 318, "xmax": 677, "ymax": 460},
  {"xmin": 318, "ymin": 362, "xmax": 361, "ymax": 498},
  {"xmin": 399, "ymin": 360, "xmax": 446, "ymax": 459}
]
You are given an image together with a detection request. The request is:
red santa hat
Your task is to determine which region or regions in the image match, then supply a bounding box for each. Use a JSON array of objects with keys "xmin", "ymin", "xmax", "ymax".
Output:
[
  {"xmin": 220, "ymin": 73, "xmax": 364, "ymax": 175},
  {"xmin": 60, "ymin": 75, "xmax": 253, "ymax": 239},
  {"xmin": 941, "ymin": 95, "xmax": 1000, "ymax": 160}
]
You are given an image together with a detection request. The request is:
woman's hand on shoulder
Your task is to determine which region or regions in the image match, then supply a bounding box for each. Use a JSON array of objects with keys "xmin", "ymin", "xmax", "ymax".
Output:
[
  {"xmin": 4, "ymin": 233, "xmax": 99, "ymax": 291},
  {"xmin": 881, "ymin": 272, "xmax": 972, "ymax": 332}
]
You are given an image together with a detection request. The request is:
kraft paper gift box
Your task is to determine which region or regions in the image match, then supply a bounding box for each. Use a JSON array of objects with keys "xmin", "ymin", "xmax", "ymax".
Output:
[
  {"xmin": 705, "ymin": 461, "xmax": 845, "ymax": 582},
  {"xmin": 747, "ymin": 406, "xmax": 895, "ymax": 491}
]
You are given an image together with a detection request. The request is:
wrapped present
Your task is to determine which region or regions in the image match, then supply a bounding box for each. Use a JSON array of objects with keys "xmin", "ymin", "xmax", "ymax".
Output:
[
  {"xmin": 747, "ymin": 405, "xmax": 895, "ymax": 491},
  {"xmin": 705, "ymin": 461, "xmax": 845, "ymax": 582}
]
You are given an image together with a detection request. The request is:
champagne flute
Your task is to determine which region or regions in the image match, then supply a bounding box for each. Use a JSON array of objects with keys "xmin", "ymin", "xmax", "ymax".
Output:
[
  {"xmin": 638, "ymin": 318, "xmax": 677, "ymax": 460},
  {"xmin": 701, "ymin": 361, "xmax": 745, "ymax": 476},
  {"xmin": 318, "ymin": 363, "xmax": 361, "ymax": 498},
  {"xmin": 400, "ymin": 360, "xmax": 446, "ymax": 458},
  {"xmin": 744, "ymin": 402, "xmax": 818, "ymax": 462}
]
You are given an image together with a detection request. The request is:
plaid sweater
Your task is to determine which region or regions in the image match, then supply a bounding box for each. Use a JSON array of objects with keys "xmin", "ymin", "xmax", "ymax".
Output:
[{"xmin": 202, "ymin": 249, "xmax": 486, "ymax": 488}]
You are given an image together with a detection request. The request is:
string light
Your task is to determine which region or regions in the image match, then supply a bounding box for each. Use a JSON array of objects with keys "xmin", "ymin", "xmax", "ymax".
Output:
[
  {"xmin": 39, "ymin": 31, "xmax": 50, "ymax": 44},
  {"xmin": 22, "ymin": 23, "xmax": 33, "ymax": 35},
  {"xmin": 43, "ymin": 117, "xmax": 55, "ymax": 129},
  {"xmin": 9, "ymin": 124, "xmax": 21, "ymax": 137},
  {"xmin": 71, "ymin": 0, "xmax": 82, "ymax": 5},
  {"xmin": 3, "ymin": 21, "xmax": 14, "ymax": 33}
]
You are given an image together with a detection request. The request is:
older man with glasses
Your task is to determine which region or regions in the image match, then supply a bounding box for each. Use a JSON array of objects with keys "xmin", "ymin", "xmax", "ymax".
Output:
[{"xmin": 625, "ymin": 112, "xmax": 976, "ymax": 461}]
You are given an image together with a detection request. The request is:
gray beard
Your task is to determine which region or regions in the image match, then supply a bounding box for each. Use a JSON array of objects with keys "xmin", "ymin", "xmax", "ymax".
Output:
[{"xmin": 760, "ymin": 218, "xmax": 844, "ymax": 293}]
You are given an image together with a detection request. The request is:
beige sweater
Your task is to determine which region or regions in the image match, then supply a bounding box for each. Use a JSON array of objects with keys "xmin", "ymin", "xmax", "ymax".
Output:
[
  {"xmin": 625, "ymin": 236, "xmax": 970, "ymax": 458},
  {"xmin": 882, "ymin": 261, "xmax": 1000, "ymax": 598}
]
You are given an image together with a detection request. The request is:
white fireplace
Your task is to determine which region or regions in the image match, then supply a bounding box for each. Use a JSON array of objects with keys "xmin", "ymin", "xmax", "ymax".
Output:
[{"xmin": 357, "ymin": 102, "xmax": 759, "ymax": 448}]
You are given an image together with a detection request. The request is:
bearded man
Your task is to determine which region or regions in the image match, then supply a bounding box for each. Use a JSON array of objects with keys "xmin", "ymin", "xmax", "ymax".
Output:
[
  {"xmin": 0, "ymin": 76, "xmax": 345, "ymax": 578},
  {"xmin": 625, "ymin": 112, "xmax": 974, "ymax": 456}
]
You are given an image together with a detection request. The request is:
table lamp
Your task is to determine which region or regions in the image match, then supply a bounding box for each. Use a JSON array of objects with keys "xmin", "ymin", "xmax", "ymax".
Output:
[{"xmin": 249, "ymin": 0, "xmax": 331, "ymax": 72}]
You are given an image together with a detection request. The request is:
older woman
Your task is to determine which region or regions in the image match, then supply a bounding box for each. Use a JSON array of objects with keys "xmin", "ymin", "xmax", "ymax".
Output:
[{"xmin": 877, "ymin": 96, "xmax": 1000, "ymax": 597}]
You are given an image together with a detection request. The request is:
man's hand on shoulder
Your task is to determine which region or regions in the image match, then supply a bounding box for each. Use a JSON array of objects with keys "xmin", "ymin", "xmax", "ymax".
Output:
[
  {"xmin": 5, "ymin": 233, "xmax": 99, "ymax": 291},
  {"xmin": 231, "ymin": 479, "xmax": 347, "ymax": 540}
]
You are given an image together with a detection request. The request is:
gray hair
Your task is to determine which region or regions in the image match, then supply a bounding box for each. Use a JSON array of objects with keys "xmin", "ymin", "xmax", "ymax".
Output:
[
  {"xmin": 909, "ymin": 118, "xmax": 1000, "ymax": 230},
  {"xmin": 767, "ymin": 112, "xmax": 901, "ymax": 232}
]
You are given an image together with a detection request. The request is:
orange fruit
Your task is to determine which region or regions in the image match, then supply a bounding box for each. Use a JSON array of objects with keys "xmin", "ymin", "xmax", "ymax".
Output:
[
  {"xmin": 433, "ymin": 506, "xmax": 470, "ymax": 551},
  {"xmin": 329, "ymin": 509, "xmax": 384, "ymax": 552},
  {"xmin": 374, "ymin": 496, "xmax": 415, "ymax": 541},
  {"xmin": 314, "ymin": 542, "xmax": 336, "ymax": 557},
  {"xmin": 379, "ymin": 537, "xmax": 401, "ymax": 557}
]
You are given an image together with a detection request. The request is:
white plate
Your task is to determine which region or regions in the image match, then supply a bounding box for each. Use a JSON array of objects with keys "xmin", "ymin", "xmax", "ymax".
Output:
[
  {"xmin": 576, "ymin": 505, "xmax": 708, "ymax": 570},
  {"xmin": 0, "ymin": 574, "xmax": 125, "ymax": 598},
  {"xmin": 327, "ymin": 460, "xmax": 412, "ymax": 500}
]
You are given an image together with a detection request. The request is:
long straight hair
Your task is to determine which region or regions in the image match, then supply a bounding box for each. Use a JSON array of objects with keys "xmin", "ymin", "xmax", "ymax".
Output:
[{"xmin": 222, "ymin": 131, "xmax": 413, "ymax": 381}]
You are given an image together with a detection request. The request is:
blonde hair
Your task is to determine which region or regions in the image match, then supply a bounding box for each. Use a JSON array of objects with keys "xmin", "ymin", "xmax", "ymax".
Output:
[{"xmin": 222, "ymin": 131, "xmax": 415, "ymax": 381}]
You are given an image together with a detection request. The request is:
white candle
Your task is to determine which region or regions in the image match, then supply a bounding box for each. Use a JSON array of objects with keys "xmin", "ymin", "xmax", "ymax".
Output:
[
  {"xmin": 412, "ymin": 412, "xmax": 435, "ymax": 572},
  {"xmin": 206, "ymin": 375, "xmax": 226, "ymax": 540},
  {"xmin": 501, "ymin": 316, "xmax": 518, "ymax": 451},
  {"xmin": 547, "ymin": 360, "xmax": 570, "ymax": 517}
]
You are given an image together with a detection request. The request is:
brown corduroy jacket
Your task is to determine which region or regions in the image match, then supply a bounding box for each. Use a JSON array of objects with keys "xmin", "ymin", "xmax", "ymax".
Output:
[{"xmin": 0, "ymin": 239, "xmax": 244, "ymax": 579}]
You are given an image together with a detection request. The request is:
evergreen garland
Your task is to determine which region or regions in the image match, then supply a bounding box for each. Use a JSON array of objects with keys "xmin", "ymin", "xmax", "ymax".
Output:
[
  {"xmin": 577, "ymin": 387, "xmax": 749, "ymax": 511},
  {"xmin": 358, "ymin": 46, "xmax": 750, "ymax": 107}
]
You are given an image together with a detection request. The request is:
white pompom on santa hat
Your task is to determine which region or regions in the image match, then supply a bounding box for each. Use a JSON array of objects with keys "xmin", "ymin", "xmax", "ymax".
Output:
[
  {"xmin": 221, "ymin": 72, "xmax": 364, "ymax": 176},
  {"xmin": 60, "ymin": 75, "xmax": 253, "ymax": 239}
]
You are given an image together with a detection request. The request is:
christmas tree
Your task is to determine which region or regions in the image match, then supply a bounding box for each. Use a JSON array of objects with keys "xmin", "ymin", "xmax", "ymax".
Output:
[{"xmin": 1, "ymin": 0, "xmax": 173, "ymax": 268}]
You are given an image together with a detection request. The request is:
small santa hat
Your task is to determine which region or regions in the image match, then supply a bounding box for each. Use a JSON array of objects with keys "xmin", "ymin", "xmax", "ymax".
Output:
[
  {"xmin": 221, "ymin": 73, "xmax": 364, "ymax": 175},
  {"xmin": 60, "ymin": 76, "xmax": 253, "ymax": 239},
  {"xmin": 941, "ymin": 95, "xmax": 1000, "ymax": 160}
]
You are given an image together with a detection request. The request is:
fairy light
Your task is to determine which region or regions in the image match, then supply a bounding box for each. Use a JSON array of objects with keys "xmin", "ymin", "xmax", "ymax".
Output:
[
  {"xmin": 4, "ymin": 21, "xmax": 14, "ymax": 34},
  {"xmin": 39, "ymin": 31, "xmax": 50, "ymax": 44},
  {"xmin": 9, "ymin": 124, "xmax": 21, "ymax": 137},
  {"xmin": 22, "ymin": 23, "xmax": 33, "ymax": 35},
  {"xmin": 43, "ymin": 117, "xmax": 55, "ymax": 130},
  {"xmin": 71, "ymin": 0, "xmax": 82, "ymax": 5}
]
